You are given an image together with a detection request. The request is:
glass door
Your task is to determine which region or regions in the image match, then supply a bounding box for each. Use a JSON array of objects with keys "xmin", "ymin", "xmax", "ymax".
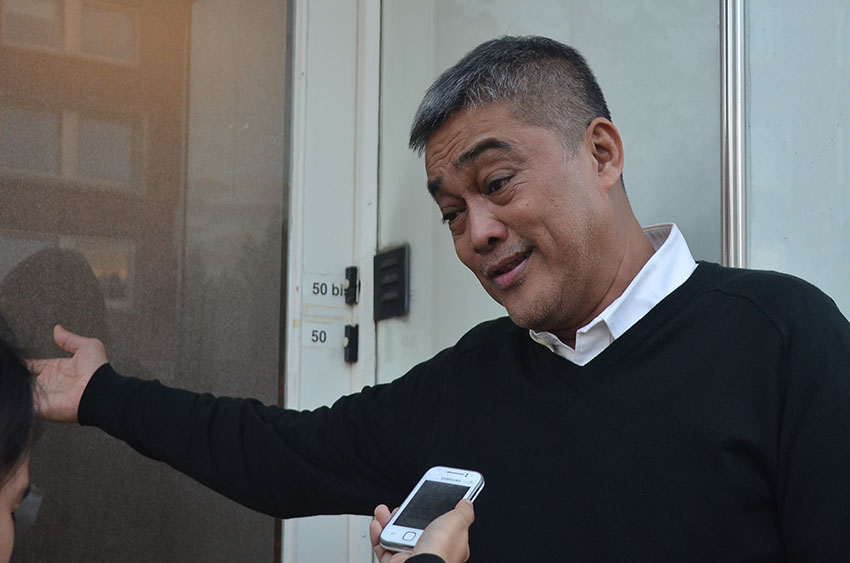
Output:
[{"xmin": 1, "ymin": 1, "xmax": 288, "ymax": 560}]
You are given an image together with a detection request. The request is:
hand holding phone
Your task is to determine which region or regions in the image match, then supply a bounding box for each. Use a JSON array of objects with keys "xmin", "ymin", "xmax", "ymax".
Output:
[
  {"xmin": 372, "ymin": 499, "xmax": 475, "ymax": 563},
  {"xmin": 378, "ymin": 466, "xmax": 484, "ymax": 553}
]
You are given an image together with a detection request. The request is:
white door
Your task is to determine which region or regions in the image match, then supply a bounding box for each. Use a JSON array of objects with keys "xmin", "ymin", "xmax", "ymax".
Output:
[{"xmin": 282, "ymin": 0, "xmax": 378, "ymax": 561}]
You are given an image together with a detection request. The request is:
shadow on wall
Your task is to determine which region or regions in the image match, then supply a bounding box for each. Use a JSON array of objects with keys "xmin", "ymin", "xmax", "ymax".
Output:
[{"xmin": 0, "ymin": 248, "xmax": 110, "ymax": 358}]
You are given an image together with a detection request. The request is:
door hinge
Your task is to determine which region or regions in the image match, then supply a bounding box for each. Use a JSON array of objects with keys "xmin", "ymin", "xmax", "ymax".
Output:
[
  {"xmin": 344, "ymin": 266, "xmax": 359, "ymax": 305},
  {"xmin": 343, "ymin": 324, "xmax": 358, "ymax": 363}
]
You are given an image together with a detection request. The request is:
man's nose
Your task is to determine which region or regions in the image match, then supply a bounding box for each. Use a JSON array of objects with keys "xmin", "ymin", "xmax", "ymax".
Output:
[{"xmin": 467, "ymin": 200, "xmax": 507, "ymax": 252}]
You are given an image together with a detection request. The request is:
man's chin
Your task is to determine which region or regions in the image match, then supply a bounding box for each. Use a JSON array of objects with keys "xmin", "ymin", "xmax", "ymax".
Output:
[
  {"xmin": 485, "ymin": 285, "xmax": 550, "ymax": 329},
  {"xmin": 504, "ymin": 304, "xmax": 544, "ymax": 331}
]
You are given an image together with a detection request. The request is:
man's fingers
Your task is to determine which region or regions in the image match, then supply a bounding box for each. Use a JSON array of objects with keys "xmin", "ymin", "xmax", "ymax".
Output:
[
  {"xmin": 374, "ymin": 504, "xmax": 393, "ymax": 527},
  {"xmin": 369, "ymin": 518, "xmax": 382, "ymax": 547},
  {"xmin": 53, "ymin": 324, "xmax": 86, "ymax": 354}
]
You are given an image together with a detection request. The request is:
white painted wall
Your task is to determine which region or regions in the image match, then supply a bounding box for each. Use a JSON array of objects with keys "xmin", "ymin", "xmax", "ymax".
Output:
[{"xmin": 747, "ymin": 0, "xmax": 850, "ymax": 316}]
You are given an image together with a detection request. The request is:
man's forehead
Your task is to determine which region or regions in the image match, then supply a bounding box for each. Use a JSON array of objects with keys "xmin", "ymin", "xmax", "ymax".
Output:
[{"xmin": 425, "ymin": 102, "xmax": 516, "ymax": 149}]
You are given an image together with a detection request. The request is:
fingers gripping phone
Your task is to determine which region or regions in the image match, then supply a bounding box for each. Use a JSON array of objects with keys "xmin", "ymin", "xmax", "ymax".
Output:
[{"xmin": 379, "ymin": 466, "xmax": 485, "ymax": 552}]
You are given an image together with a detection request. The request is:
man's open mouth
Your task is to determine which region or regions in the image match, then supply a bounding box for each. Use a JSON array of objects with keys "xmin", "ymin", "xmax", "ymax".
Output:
[{"xmin": 485, "ymin": 248, "xmax": 533, "ymax": 289}]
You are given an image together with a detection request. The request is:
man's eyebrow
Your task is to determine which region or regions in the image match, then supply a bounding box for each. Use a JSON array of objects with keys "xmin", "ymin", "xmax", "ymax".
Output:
[
  {"xmin": 427, "ymin": 138, "xmax": 514, "ymax": 198},
  {"xmin": 456, "ymin": 138, "xmax": 513, "ymax": 167}
]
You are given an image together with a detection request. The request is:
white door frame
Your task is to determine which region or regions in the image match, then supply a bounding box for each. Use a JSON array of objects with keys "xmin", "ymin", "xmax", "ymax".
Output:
[{"xmin": 283, "ymin": 0, "xmax": 380, "ymax": 561}]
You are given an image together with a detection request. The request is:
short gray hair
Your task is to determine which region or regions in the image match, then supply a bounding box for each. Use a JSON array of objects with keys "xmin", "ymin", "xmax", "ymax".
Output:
[{"xmin": 409, "ymin": 36, "xmax": 611, "ymax": 155}]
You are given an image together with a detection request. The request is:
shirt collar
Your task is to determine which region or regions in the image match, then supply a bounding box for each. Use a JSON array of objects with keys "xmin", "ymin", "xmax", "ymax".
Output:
[{"xmin": 529, "ymin": 223, "xmax": 697, "ymax": 366}]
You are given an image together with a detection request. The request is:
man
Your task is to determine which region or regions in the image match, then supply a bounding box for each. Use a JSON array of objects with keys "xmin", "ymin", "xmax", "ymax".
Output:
[{"xmin": 32, "ymin": 36, "xmax": 850, "ymax": 561}]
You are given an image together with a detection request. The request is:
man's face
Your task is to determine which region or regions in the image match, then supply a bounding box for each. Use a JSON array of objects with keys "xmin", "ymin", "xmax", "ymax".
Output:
[{"xmin": 424, "ymin": 102, "xmax": 622, "ymax": 339}]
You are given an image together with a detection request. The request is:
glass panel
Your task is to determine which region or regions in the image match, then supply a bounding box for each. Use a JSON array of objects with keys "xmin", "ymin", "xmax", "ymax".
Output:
[
  {"xmin": 378, "ymin": 0, "xmax": 721, "ymax": 381},
  {"xmin": 1, "ymin": 1, "xmax": 288, "ymax": 561},
  {"xmin": 81, "ymin": 2, "xmax": 137, "ymax": 61},
  {"xmin": 0, "ymin": 105, "xmax": 61, "ymax": 174},
  {"xmin": 746, "ymin": 1, "xmax": 850, "ymax": 316},
  {"xmin": 0, "ymin": 232, "xmax": 53, "ymax": 281},
  {"xmin": 2, "ymin": 0, "xmax": 64, "ymax": 49},
  {"xmin": 78, "ymin": 113, "xmax": 136, "ymax": 184},
  {"xmin": 59, "ymin": 235, "xmax": 134, "ymax": 306}
]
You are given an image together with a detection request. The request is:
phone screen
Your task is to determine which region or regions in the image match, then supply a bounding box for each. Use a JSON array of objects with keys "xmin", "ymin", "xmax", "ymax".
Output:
[{"xmin": 393, "ymin": 481, "xmax": 471, "ymax": 530}]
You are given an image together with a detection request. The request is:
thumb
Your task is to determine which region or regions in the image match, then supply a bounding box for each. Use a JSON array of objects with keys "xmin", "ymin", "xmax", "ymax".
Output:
[
  {"xmin": 454, "ymin": 499, "xmax": 475, "ymax": 525},
  {"xmin": 53, "ymin": 324, "xmax": 87, "ymax": 355}
]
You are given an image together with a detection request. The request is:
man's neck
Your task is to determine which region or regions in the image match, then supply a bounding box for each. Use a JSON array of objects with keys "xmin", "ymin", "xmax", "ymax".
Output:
[{"xmin": 551, "ymin": 220, "xmax": 656, "ymax": 346}]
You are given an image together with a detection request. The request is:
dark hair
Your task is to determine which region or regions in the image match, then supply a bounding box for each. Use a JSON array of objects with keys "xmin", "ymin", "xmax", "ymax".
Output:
[
  {"xmin": 409, "ymin": 35, "xmax": 611, "ymax": 155},
  {"xmin": 0, "ymin": 334, "xmax": 36, "ymax": 486}
]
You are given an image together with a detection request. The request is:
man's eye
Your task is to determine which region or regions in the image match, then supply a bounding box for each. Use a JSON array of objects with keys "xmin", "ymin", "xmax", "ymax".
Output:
[
  {"xmin": 485, "ymin": 176, "xmax": 511, "ymax": 194},
  {"xmin": 440, "ymin": 211, "xmax": 458, "ymax": 225}
]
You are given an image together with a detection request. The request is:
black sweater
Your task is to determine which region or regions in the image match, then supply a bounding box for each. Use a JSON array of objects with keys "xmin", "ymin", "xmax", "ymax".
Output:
[{"xmin": 79, "ymin": 262, "xmax": 850, "ymax": 561}]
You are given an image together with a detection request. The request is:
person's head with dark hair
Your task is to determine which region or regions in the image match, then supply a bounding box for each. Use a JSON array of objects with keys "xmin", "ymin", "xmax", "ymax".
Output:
[
  {"xmin": 409, "ymin": 35, "xmax": 611, "ymax": 156},
  {"xmin": 416, "ymin": 35, "xmax": 654, "ymax": 345},
  {"xmin": 0, "ymin": 336, "xmax": 37, "ymax": 562}
]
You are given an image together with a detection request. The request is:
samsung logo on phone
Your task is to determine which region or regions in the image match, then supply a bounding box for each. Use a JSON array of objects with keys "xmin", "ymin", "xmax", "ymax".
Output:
[{"xmin": 443, "ymin": 478, "xmax": 463, "ymax": 483}]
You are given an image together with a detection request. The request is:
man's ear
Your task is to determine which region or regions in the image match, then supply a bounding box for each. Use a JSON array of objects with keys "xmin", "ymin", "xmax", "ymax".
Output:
[{"xmin": 586, "ymin": 118, "xmax": 624, "ymax": 192}]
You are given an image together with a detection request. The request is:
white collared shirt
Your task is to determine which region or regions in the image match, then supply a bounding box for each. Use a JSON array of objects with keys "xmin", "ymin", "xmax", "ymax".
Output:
[{"xmin": 529, "ymin": 223, "xmax": 697, "ymax": 366}]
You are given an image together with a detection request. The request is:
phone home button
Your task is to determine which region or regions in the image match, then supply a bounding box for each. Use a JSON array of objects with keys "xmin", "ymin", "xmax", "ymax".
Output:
[{"xmin": 402, "ymin": 531, "xmax": 417, "ymax": 542}]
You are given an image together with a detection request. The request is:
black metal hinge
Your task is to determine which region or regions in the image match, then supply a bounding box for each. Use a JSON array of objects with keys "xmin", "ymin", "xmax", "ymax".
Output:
[{"xmin": 344, "ymin": 324, "xmax": 358, "ymax": 363}]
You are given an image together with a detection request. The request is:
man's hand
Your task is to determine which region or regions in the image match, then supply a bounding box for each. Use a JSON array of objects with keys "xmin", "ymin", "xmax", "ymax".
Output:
[
  {"xmin": 370, "ymin": 500, "xmax": 474, "ymax": 563},
  {"xmin": 29, "ymin": 324, "xmax": 108, "ymax": 423}
]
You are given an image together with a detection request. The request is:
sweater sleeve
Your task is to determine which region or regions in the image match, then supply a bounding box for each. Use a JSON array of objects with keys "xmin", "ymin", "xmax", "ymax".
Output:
[
  {"xmin": 774, "ymin": 288, "xmax": 850, "ymax": 561},
  {"xmin": 406, "ymin": 555, "xmax": 446, "ymax": 563},
  {"xmin": 77, "ymin": 362, "xmax": 442, "ymax": 518}
]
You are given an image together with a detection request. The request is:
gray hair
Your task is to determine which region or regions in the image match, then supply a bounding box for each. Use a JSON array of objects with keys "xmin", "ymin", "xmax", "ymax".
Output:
[{"xmin": 409, "ymin": 36, "xmax": 611, "ymax": 155}]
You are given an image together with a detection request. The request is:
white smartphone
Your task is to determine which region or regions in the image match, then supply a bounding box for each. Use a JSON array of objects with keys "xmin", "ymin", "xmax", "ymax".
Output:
[{"xmin": 379, "ymin": 466, "xmax": 485, "ymax": 552}]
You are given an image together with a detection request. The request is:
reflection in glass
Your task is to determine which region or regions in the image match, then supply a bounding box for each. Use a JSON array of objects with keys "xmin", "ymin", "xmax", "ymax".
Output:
[
  {"xmin": 60, "ymin": 236, "xmax": 134, "ymax": 306},
  {"xmin": 2, "ymin": 0, "xmax": 64, "ymax": 50},
  {"xmin": 0, "ymin": 105, "xmax": 61, "ymax": 174},
  {"xmin": 0, "ymin": 232, "xmax": 53, "ymax": 282},
  {"xmin": 79, "ymin": 114, "xmax": 137, "ymax": 184},
  {"xmin": 81, "ymin": 3, "xmax": 136, "ymax": 61},
  {"xmin": 1, "ymin": 0, "xmax": 288, "ymax": 560}
]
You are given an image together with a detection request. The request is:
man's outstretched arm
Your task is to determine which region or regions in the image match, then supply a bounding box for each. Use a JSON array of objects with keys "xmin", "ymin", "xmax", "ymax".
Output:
[{"xmin": 28, "ymin": 325, "xmax": 427, "ymax": 519}]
